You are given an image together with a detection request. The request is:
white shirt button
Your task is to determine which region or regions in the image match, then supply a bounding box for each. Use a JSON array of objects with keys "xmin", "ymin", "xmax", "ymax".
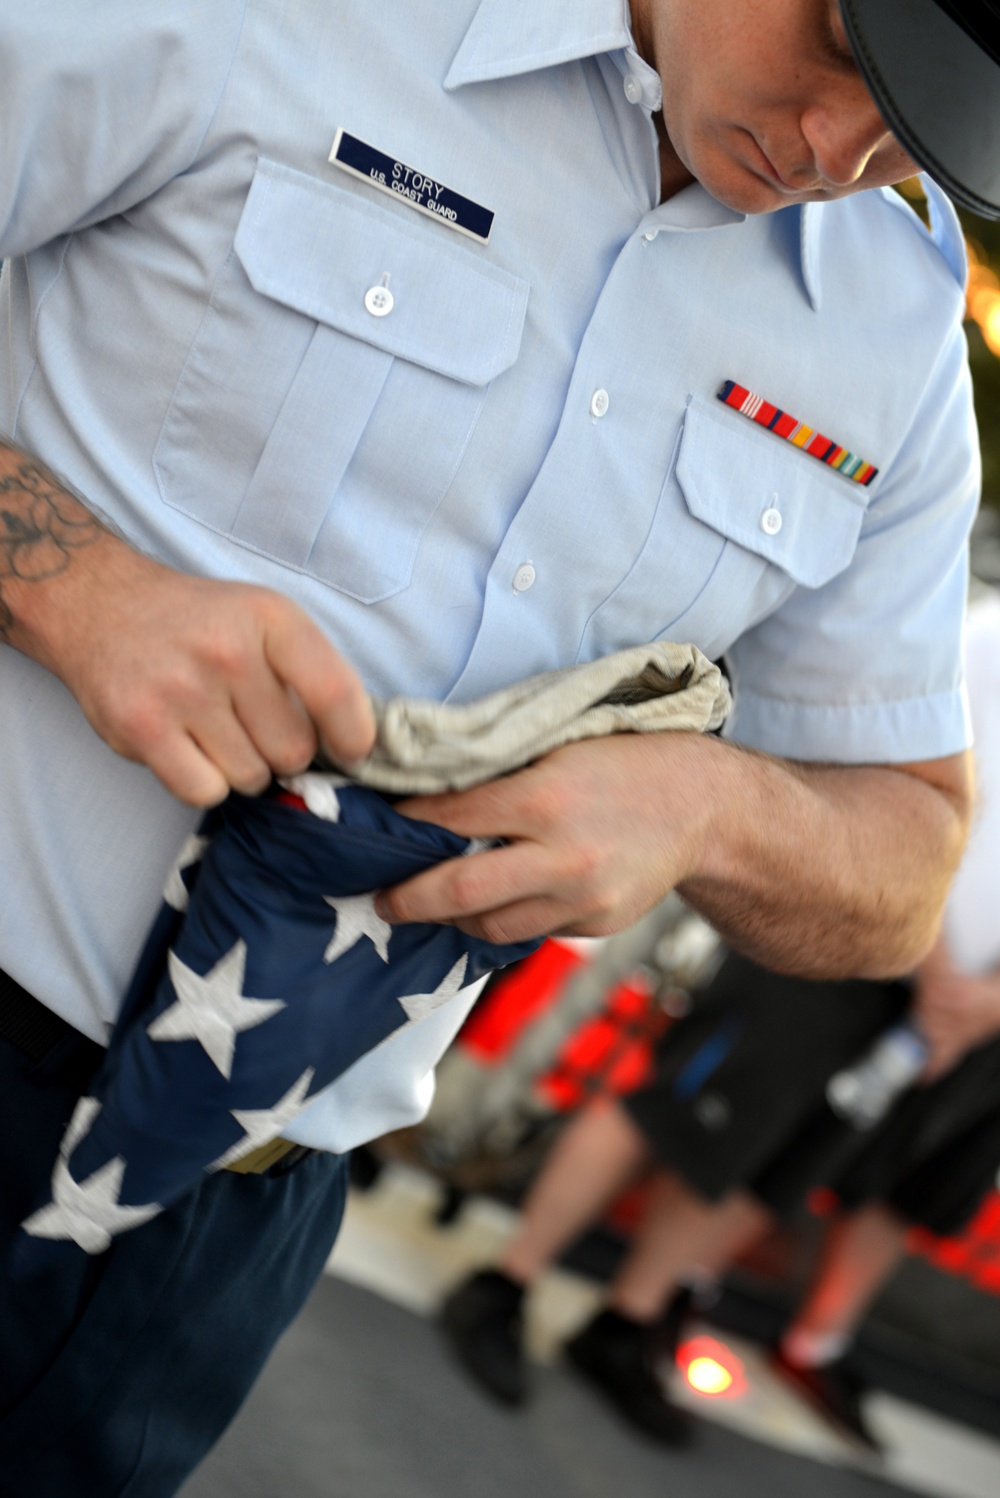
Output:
[
  {"xmin": 589, "ymin": 388, "xmax": 610, "ymax": 419},
  {"xmin": 623, "ymin": 74, "xmax": 643, "ymax": 105},
  {"xmin": 642, "ymin": 230, "xmax": 657, "ymax": 243},
  {"xmin": 512, "ymin": 562, "xmax": 536, "ymax": 593},
  {"xmin": 760, "ymin": 506, "xmax": 783, "ymax": 536},
  {"xmin": 364, "ymin": 285, "xmax": 394, "ymax": 317}
]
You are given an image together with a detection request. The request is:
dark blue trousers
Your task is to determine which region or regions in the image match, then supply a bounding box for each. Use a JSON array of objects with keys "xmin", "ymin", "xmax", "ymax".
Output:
[{"xmin": 0, "ymin": 1024, "xmax": 348, "ymax": 1497}]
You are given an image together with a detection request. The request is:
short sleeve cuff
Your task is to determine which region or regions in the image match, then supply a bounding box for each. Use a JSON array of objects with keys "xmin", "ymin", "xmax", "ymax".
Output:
[{"xmin": 723, "ymin": 685, "xmax": 972, "ymax": 765}]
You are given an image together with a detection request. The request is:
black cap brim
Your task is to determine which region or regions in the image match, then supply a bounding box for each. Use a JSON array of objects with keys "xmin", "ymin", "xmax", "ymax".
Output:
[{"xmin": 841, "ymin": 0, "xmax": 1000, "ymax": 219}]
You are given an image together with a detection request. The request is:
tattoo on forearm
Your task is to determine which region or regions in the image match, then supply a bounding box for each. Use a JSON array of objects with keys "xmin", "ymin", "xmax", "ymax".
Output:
[{"xmin": 0, "ymin": 447, "xmax": 103, "ymax": 640}]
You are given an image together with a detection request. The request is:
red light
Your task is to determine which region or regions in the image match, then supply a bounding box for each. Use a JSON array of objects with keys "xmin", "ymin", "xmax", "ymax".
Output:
[
  {"xmin": 676, "ymin": 1336, "xmax": 747, "ymax": 1400},
  {"xmin": 688, "ymin": 1356, "xmax": 733, "ymax": 1395}
]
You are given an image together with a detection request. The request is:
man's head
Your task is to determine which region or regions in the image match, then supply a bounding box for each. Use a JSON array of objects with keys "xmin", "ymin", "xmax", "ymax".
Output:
[{"xmin": 631, "ymin": 0, "xmax": 1000, "ymax": 217}]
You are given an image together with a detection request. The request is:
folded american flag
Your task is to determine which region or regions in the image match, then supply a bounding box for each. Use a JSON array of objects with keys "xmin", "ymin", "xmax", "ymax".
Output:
[
  {"xmin": 12, "ymin": 781, "xmax": 536, "ymax": 1275},
  {"xmin": 13, "ymin": 640, "xmax": 730, "ymax": 1277}
]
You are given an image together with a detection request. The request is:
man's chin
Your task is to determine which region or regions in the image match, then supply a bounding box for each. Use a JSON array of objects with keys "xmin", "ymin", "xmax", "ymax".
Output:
[
  {"xmin": 681, "ymin": 142, "xmax": 806, "ymax": 215},
  {"xmin": 702, "ymin": 164, "xmax": 798, "ymax": 215}
]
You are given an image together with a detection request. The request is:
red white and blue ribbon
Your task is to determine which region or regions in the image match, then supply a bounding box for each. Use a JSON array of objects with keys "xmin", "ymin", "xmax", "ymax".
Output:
[{"xmin": 718, "ymin": 381, "xmax": 878, "ymax": 487}]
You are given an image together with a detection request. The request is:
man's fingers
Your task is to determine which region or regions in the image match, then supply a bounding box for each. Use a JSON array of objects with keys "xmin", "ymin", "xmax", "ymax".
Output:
[
  {"xmin": 376, "ymin": 838, "xmax": 618, "ymax": 942},
  {"xmin": 47, "ymin": 552, "xmax": 375, "ymax": 800},
  {"xmin": 394, "ymin": 766, "xmax": 560, "ymax": 841},
  {"xmin": 143, "ymin": 735, "xmax": 232, "ymax": 808},
  {"xmin": 188, "ymin": 709, "xmax": 274, "ymax": 797},
  {"xmin": 265, "ymin": 610, "xmax": 375, "ymax": 763},
  {"xmin": 382, "ymin": 748, "xmax": 655, "ymax": 938},
  {"xmin": 377, "ymin": 842, "xmax": 552, "ymax": 927},
  {"xmin": 99, "ymin": 683, "xmax": 269, "ymax": 803},
  {"xmin": 392, "ymin": 790, "xmax": 501, "ymax": 837},
  {"xmin": 379, "ymin": 864, "xmax": 576, "ymax": 946},
  {"xmin": 232, "ymin": 675, "xmax": 317, "ymax": 778},
  {"xmin": 449, "ymin": 898, "xmax": 616, "ymax": 944}
]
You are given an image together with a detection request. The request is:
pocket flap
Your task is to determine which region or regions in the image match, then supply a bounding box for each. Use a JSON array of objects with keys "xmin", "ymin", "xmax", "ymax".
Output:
[
  {"xmin": 676, "ymin": 394, "xmax": 868, "ymax": 588},
  {"xmin": 235, "ymin": 158, "xmax": 528, "ymax": 387}
]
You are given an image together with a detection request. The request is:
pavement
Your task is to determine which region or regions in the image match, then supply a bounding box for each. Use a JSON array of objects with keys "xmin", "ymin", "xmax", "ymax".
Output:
[{"xmin": 180, "ymin": 1164, "xmax": 1000, "ymax": 1498}]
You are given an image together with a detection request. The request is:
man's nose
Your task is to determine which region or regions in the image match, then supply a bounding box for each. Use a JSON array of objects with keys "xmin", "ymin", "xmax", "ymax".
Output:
[{"xmin": 799, "ymin": 90, "xmax": 891, "ymax": 187}]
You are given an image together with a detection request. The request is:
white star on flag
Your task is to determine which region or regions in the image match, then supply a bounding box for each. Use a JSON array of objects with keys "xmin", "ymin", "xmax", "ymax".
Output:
[
  {"xmin": 147, "ymin": 941, "xmax": 286, "ymax": 1079},
  {"xmin": 23, "ymin": 1156, "xmax": 162, "ymax": 1254},
  {"xmin": 211, "ymin": 1068, "xmax": 316, "ymax": 1170},
  {"xmin": 397, "ymin": 953, "xmax": 469, "ymax": 1023},
  {"xmin": 22, "ymin": 1098, "xmax": 162, "ymax": 1254},
  {"xmin": 323, "ymin": 892, "xmax": 392, "ymax": 965},
  {"xmin": 63, "ymin": 1093, "xmax": 102, "ymax": 1152},
  {"xmin": 163, "ymin": 833, "xmax": 210, "ymax": 911}
]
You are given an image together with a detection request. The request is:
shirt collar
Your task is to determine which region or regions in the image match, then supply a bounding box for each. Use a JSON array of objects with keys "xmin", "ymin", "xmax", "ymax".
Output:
[
  {"xmin": 646, "ymin": 197, "xmax": 823, "ymax": 317},
  {"xmin": 446, "ymin": 0, "xmax": 822, "ymax": 309},
  {"xmin": 445, "ymin": 0, "xmax": 658, "ymax": 107},
  {"xmin": 799, "ymin": 202, "xmax": 824, "ymax": 311},
  {"xmin": 649, "ymin": 183, "xmax": 745, "ymax": 233}
]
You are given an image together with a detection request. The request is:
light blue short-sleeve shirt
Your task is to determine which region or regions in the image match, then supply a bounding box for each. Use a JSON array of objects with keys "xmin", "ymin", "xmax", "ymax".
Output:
[{"xmin": 0, "ymin": 0, "xmax": 979, "ymax": 1148}]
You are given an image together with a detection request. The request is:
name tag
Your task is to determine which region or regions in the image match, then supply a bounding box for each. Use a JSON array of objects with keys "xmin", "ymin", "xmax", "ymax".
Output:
[{"xmin": 329, "ymin": 129, "xmax": 495, "ymax": 244}]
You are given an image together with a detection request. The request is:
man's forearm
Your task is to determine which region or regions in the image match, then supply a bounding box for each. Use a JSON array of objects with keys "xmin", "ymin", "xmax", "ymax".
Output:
[
  {"xmin": 0, "ymin": 437, "xmax": 374, "ymax": 804},
  {"xmin": 379, "ymin": 728, "xmax": 972, "ymax": 981},
  {"xmin": 0, "ymin": 438, "xmax": 106, "ymax": 651},
  {"xmin": 679, "ymin": 737, "xmax": 973, "ymax": 980}
]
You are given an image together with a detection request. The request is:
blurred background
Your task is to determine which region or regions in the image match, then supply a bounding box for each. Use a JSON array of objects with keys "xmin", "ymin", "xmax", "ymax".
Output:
[
  {"xmin": 961, "ymin": 204, "xmax": 1000, "ymax": 521},
  {"xmin": 955, "ymin": 186, "xmax": 1000, "ymax": 582}
]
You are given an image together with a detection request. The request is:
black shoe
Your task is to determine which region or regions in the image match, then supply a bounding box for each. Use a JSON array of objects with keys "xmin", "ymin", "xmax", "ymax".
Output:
[
  {"xmin": 770, "ymin": 1348, "xmax": 882, "ymax": 1453},
  {"xmin": 564, "ymin": 1308, "xmax": 693, "ymax": 1446},
  {"xmin": 440, "ymin": 1270, "xmax": 528, "ymax": 1407},
  {"xmin": 658, "ymin": 1285, "xmax": 695, "ymax": 1362}
]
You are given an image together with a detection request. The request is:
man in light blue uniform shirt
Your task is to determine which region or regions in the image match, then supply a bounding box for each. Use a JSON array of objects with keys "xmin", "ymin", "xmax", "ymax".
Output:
[{"xmin": 0, "ymin": 1, "xmax": 997, "ymax": 1491}]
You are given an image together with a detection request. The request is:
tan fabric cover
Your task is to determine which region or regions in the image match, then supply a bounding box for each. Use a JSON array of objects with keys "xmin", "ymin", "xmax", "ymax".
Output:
[{"xmin": 327, "ymin": 642, "xmax": 730, "ymax": 795}]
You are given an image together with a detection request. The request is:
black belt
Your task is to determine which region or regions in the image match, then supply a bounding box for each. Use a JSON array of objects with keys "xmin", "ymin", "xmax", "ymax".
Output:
[{"xmin": 0, "ymin": 966, "xmax": 75, "ymax": 1062}]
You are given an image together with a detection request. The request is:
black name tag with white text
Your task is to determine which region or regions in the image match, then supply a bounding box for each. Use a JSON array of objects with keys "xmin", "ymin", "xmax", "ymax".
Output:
[{"xmin": 329, "ymin": 129, "xmax": 495, "ymax": 244}]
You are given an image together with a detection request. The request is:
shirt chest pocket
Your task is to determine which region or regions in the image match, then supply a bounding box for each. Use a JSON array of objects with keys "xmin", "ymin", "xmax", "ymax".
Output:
[
  {"xmin": 578, "ymin": 394, "xmax": 869, "ymax": 663},
  {"xmin": 154, "ymin": 158, "xmax": 528, "ymax": 602}
]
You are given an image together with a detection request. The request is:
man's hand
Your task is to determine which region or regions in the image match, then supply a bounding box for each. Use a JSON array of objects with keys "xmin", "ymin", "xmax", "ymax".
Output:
[
  {"xmin": 378, "ymin": 734, "xmax": 710, "ymax": 943},
  {"xmin": 1, "ymin": 442, "xmax": 374, "ymax": 805},
  {"xmin": 376, "ymin": 731, "xmax": 971, "ymax": 981},
  {"xmin": 913, "ymin": 939, "xmax": 1000, "ymax": 1081},
  {"xmin": 47, "ymin": 543, "xmax": 375, "ymax": 806}
]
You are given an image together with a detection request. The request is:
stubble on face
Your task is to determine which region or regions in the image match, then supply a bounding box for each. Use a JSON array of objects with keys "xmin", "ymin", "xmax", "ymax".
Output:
[{"xmin": 631, "ymin": 0, "xmax": 918, "ymax": 212}]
